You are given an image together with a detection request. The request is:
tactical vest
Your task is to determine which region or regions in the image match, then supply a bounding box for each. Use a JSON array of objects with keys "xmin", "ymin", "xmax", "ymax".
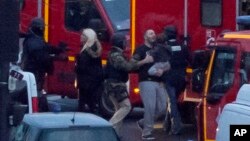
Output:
[
  {"xmin": 167, "ymin": 40, "xmax": 188, "ymax": 70},
  {"xmin": 105, "ymin": 50, "xmax": 128, "ymax": 82}
]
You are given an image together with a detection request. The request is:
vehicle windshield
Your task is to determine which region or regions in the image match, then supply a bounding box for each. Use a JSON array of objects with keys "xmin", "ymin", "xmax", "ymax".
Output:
[
  {"xmin": 209, "ymin": 47, "xmax": 236, "ymax": 93},
  {"xmin": 101, "ymin": 0, "xmax": 130, "ymax": 31},
  {"xmin": 39, "ymin": 127, "xmax": 119, "ymax": 141}
]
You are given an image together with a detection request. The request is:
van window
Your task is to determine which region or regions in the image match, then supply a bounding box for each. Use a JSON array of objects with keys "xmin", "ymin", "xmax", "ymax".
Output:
[
  {"xmin": 64, "ymin": 0, "xmax": 102, "ymax": 31},
  {"xmin": 209, "ymin": 48, "xmax": 236, "ymax": 93},
  {"xmin": 201, "ymin": 0, "xmax": 222, "ymax": 26},
  {"xmin": 101, "ymin": 0, "xmax": 130, "ymax": 31},
  {"xmin": 240, "ymin": 52, "xmax": 250, "ymax": 85},
  {"xmin": 239, "ymin": 0, "xmax": 250, "ymax": 15},
  {"xmin": 238, "ymin": 0, "xmax": 250, "ymax": 30}
]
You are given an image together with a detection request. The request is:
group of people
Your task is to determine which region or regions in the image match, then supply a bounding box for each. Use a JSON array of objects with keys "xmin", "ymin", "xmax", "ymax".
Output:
[
  {"xmin": 22, "ymin": 17, "xmax": 189, "ymax": 140},
  {"xmin": 133, "ymin": 27, "xmax": 189, "ymax": 140},
  {"xmin": 76, "ymin": 26, "xmax": 189, "ymax": 140}
]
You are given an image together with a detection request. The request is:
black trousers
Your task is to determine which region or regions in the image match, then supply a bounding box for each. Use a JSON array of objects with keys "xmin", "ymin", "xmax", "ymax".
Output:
[{"xmin": 78, "ymin": 82, "xmax": 103, "ymax": 113}]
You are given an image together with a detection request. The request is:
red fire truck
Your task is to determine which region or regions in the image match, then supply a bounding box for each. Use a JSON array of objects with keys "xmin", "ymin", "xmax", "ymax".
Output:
[
  {"xmin": 19, "ymin": 0, "xmax": 135, "ymax": 115},
  {"xmin": 190, "ymin": 20, "xmax": 250, "ymax": 141},
  {"xmin": 19, "ymin": 0, "xmax": 250, "ymax": 139}
]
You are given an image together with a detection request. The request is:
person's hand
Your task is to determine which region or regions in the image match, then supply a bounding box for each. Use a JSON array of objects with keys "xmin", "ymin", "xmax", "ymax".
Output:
[
  {"xmin": 155, "ymin": 69, "xmax": 164, "ymax": 77},
  {"xmin": 143, "ymin": 54, "xmax": 154, "ymax": 63}
]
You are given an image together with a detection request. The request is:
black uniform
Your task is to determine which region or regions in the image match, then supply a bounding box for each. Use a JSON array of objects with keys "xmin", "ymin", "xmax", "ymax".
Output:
[
  {"xmin": 22, "ymin": 18, "xmax": 64, "ymax": 112},
  {"xmin": 165, "ymin": 39, "xmax": 189, "ymax": 94},
  {"xmin": 75, "ymin": 44, "xmax": 103, "ymax": 113}
]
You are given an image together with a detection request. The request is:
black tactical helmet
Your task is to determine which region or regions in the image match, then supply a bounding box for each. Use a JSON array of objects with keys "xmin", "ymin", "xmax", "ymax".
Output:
[
  {"xmin": 29, "ymin": 17, "xmax": 45, "ymax": 37},
  {"xmin": 111, "ymin": 33, "xmax": 126, "ymax": 49},
  {"xmin": 164, "ymin": 25, "xmax": 177, "ymax": 40},
  {"xmin": 30, "ymin": 17, "xmax": 45, "ymax": 30}
]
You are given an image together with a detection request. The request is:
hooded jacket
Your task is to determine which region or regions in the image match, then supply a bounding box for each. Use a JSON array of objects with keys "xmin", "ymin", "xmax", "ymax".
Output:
[{"xmin": 76, "ymin": 28, "xmax": 103, "ymax": 89}]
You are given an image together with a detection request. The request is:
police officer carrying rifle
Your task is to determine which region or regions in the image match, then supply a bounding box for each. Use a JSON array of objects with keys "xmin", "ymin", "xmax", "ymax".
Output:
[
  {"xmin": 22, "ymin": 17, "xmax": 67, "ymax": 112},
  {"xmin": 163, "ymin": 25, "xmax": 189, "ymax": 135}
]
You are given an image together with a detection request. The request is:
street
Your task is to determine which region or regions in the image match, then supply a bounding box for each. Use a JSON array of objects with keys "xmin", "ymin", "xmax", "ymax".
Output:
[
  {"xmin": 47, "ymin": 96, "xmax": 197, "ymax": 141},
  {"xmin": 121, "ymin": 108, "xmax": 197, "ymax": 141},
  {"xmin": 0, "ymin": 1, "xmax": 249, "ymax": 141}
]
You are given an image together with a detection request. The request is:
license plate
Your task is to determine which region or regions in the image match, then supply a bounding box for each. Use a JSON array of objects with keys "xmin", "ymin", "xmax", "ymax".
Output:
[{"xmin": 9, "ymin": 70, "xmax": 23, "ymax": 80}]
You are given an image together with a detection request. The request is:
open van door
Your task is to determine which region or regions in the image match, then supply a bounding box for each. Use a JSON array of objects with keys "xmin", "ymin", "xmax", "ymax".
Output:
[{"xmin": 183, "ymin": 50, "xmax": 211, "ymax": 103}]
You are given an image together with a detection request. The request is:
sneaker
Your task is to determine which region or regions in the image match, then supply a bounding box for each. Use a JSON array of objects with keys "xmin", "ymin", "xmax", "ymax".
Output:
[
  {"xmin": 169, "ymin": 130, "xmax": 181, "ymax": 135},
  {"xmin": 142, "ymin": 134, "xmax": 155, "ymax": 140},
  {"xmin": 169, "ymin": 124, "xmax": 183, "ymax": 135},
  {"xmin": 163, "ymin": 116, "xmax": 171, "ymax": 133},
  {"xmin": 137, "ymin": 121, "xmax": 143, "ymax": 131}
]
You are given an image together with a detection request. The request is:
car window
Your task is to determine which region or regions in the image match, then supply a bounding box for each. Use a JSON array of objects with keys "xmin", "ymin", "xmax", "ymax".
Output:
[
  {"xmin": 11, "ymin": 123, "xmax": 40, "ymax": 141},
  {"xmin": 209, "ymin": 48, "xmax": 236, "ymax": 93},
  {"xmin": 240, "ymin": 52, "xmax": 250, "ymax": 85},
  {"xmin": 39, "ymin": 127, "xmax": 119, "ymax": 141},
  {"xmin": 64, "ymin": 0, "xmax": 102, "ymax": 31}
]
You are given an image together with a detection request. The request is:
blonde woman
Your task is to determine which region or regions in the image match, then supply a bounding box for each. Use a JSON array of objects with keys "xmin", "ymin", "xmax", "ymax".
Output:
[{"xmin": 76, "ymin": 28, "xmax": 103, "ymax": 113}]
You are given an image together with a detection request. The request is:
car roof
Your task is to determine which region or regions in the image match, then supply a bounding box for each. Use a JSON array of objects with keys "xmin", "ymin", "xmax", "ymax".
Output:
[{"xmin": 23, "ymin": 112, "xmax": 112, "ymax": 128}]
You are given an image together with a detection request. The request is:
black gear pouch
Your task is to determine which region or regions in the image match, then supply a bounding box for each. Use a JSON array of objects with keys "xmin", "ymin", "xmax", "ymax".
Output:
[{"xmin": 105, "ymin": 80, "xmax": 128, "ymax": 102}]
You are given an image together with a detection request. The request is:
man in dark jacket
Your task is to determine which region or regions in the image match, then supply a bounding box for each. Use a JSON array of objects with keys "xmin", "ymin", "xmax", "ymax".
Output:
[
  {"xmin": 105, "ymin": 33, "xmax": 151, "ymax": 137},
  {"xmin": 22, "ymin": 17, "xmax": 65, "ymax": 112},
  {"xmin": 163, "ymin": 25, "xmax": 189, "ymax": 135}
]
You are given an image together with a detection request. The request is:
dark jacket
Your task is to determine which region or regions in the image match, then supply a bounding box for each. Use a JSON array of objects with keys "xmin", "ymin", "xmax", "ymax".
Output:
[
  {"xmin": 167, "ymin": 39, "xmax": 189, "ymax": 70},
  {"xmin": 105, "ymin": 46, "xmax": 138, "ymax": 102},
  {"xmin": 150, "ymin": 44, "xmax": 171, "ymax": 63},
  {"xmin": 165, "ymin": 39, "xmax": 189, "ymax": 92},
  {"xmin": 76, "ymin": 47, "xmax": 103, "ymax": 89},
  {"xmin": 105, "ymin": 46, "xmax": 137, "ymax": 82},
  {"xmin": 22, "ymin": 30, "xmax": 61, "ymax": 74}
]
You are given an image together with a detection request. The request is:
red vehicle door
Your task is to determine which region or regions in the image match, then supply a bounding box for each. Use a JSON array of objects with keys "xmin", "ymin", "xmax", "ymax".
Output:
[{"xmin": 200, "ymin": 44, "xmax": 241, "ymax": 141}]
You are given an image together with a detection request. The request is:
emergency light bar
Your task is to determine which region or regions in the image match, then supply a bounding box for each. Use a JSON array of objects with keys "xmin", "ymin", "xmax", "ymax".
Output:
[{"xmin": 237, "ymin": 16, "xmax": 250, "ymax": 25}]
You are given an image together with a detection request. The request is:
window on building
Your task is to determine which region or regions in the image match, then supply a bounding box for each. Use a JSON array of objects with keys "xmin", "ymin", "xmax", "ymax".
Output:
[{"xmin": 201, "ymin": 0, "xmax": 222, "ymax": 27}]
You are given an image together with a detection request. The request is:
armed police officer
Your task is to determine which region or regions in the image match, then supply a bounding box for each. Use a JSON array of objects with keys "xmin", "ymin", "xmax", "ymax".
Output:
[
  {"xmin": 105, "ymin": 33, "xmax": 152, "ymax": 137},
  {"xmin": 22, "ymin": 17, "xmax": 66, "ymax": 112},
  {"xmin": 163, "ymin": 25, "xmax": 189, "ymax": 135}
]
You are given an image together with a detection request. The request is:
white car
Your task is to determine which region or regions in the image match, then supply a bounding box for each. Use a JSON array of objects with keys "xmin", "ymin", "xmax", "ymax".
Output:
[
  {"xmin": 11, "ymin": 112, "xmax": 119, "ymax": 141},
  {"xmin": 216, "ymin": 84, "xmax": 250, "ymax": 141},
  {"xmin": 9, "ymin": 63, "xmax": 39, "ymax": 113}
]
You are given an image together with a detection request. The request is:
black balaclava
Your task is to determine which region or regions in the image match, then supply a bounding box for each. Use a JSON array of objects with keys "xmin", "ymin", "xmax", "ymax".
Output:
[
  {"xmin": 29, "ymin": 17, "xmax": 45, "ymax": 37},
  {"xmin": 111, "ymin": 33, "xmax": 126, "ymax": 50},
  {"xmin": 164, "ymin": 25, "xmax": 177, "ymax": 41}
]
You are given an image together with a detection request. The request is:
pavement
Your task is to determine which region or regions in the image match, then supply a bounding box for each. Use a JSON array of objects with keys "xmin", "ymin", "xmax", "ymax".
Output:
[{"xmin": 46, "ymin": 95, "xmax": 198, "ymax": 141}]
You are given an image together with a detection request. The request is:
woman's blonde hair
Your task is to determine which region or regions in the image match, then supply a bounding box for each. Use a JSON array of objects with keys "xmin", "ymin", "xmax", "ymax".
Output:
[
  {"xmin": 81, "ymin": 28, "xmax": 97, "ymax": 52},
  {"xmin": 81, "ymin": 28, "xmax": 102, "ymax": 57}
]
